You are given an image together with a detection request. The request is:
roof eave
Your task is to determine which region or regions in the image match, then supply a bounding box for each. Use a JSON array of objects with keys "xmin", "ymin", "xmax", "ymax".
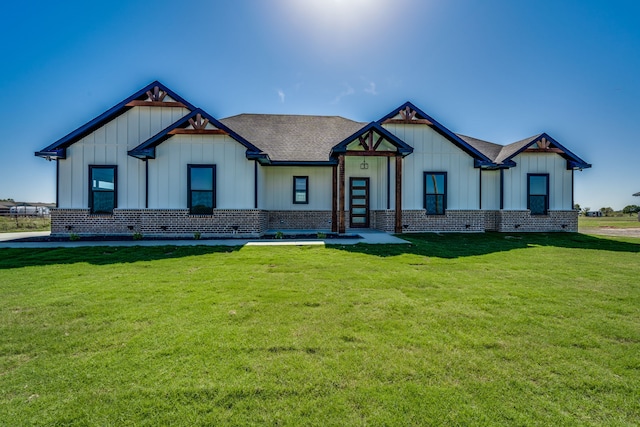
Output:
[{"xmin": 35, "ymin": 148, "xmax": 66, "ymax": 160}]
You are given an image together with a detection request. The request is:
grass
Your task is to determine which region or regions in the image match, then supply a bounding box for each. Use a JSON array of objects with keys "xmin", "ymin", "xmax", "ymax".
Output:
[
  {"xmin": 579, "ymin": 215, "xmax": 640, "ymax": 229},
  {"xmin": 0, "ymin": 216, "xmax": 50, "ymax": 233},
  {"xmin": 1, "ymin": 233, "xmax": 639, "ymax": 425}
]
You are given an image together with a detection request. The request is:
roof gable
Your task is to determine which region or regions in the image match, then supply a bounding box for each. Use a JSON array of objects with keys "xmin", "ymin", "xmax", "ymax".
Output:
[
  {"xmin": 128, "ymin": 108, "xmax": 264, "ymax": 160},
  {"xmin": 331, "ymin": 122, "xmax": 413, "ymax": 158},
  {"xmin": 497, "ymin": 133, "xmax": 591, "ymax": 170},
  {"xmin": 378, "ymin": 101, "xmax": 494, "ymax": 166},
  {"xmin": 35, "ymin": 81, "xmax": 195, "ymax": 159}
]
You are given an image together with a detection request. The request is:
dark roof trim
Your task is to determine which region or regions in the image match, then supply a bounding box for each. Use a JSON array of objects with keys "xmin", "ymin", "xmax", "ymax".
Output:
[
  {"xmin": 35, "ymin": 81, "xmax": 196, "ymax": 159},
  {"xmin": 500, "ymin": 133, "xmax": 592, "ymax": 170},
  {"xmin": 262, "ymin": 160, "xmax": 337, "ymax": 167},
  {"xmin": 330, "ymin": 122, "xmax": 413, "ymax": 157},
  {"xmin": 128, "ymin": 108, "xmax": 265, "ymax": 160},
  {"xmin": 377, "ymin": 101, "xmax": 494, "ymax": 165}
]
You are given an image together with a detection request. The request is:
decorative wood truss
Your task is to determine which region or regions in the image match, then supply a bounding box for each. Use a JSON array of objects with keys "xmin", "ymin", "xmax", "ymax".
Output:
[
  {"xmin": 168, "ymin": 113, "xmax": 229, "ymax": 135},
  {"xmin": 346, "ymin": 130, "xmax": 395, "ymax": 156},
  {"xmin": 125, "ymin": 86, "xmax": 188, "ymax": 108},
  {"xmin": 382, "ymin": 106, "xmax": 433, "ymax": 125},
  {"xmin": 524, "ymin": 136, "xmax": 564, "ymax": 154}
]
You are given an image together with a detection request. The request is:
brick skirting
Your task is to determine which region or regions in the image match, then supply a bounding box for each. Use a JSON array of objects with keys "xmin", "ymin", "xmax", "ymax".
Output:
[
  {"xmin": 51, "ymin": 209, "xmax": 267, "ymax": 237},
  {"xmin": 267, "ymin": 211, "xmax": 332, "ymax": 230},
  {"xmin": 50, "ymin": 208, "xmax": 579, "ymax": 236},
  {"xmin": 496, "ymin": 210, "xmax": 578, "ymax": 232}
]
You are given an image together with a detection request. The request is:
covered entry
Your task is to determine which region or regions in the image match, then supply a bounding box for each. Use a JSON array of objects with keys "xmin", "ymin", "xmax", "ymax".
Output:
[{"xmin": 330, "ymin": 122, "xmax": 413, "ymax": 233}]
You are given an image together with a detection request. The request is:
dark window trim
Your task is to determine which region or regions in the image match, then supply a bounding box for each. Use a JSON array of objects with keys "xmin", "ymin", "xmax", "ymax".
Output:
[
  {"xmin": 293, "ymin": 176, "xmax": 309, "ymax": 204},
  {"xmin": 188, "ymin": 164, "xmax": 216, "ymax": 215},
  {"xmin": 88, "ymin": 165, "xmax": 117, "ymax": 214},
  {"xmin": 527, "ymin": 173, "xmax": 549, "ymax": 215},
  {"xmin": 423, "ymin": 171, "xmax": 447, "ymax": 215}
]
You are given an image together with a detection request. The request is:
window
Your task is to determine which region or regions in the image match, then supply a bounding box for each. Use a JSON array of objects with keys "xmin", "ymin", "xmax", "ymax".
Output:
[
  {"xmin": 424, "ymin": 172, "xmax": 447, "ymax": 215},
  {"xmin": 188, "ymin": 165, "xmax": 216, "ymax": 214},
  {"xmin": 293, "ymin": 176, "xmax": 309, "ymax": 204},
  {"xmin": 89, "ymin": 165, "xmax": 117, "ymax": 214},
  {"xmin": 528, "ymin": 174, "xmax": 549, "ymax": 215}
]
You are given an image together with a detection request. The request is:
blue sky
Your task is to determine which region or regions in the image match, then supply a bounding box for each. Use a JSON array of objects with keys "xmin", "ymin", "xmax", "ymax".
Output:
[{"xmin": 1, "ymin": 0, "xmax": 639, "ymax": 210}]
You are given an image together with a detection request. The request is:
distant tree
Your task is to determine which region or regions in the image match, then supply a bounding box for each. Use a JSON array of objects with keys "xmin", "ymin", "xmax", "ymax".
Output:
[
  {"xmin": 0, "ymin": 198, "xmax": 15, "ymax": 202},
  {"xmin": 599, "ymin": 207, "xmax": 615, "ymax": 217},
  {"xmin": 622, "ymin": 205, "xmax": 640, "ymax": 216},
  {"xmin": 581, "ymin": 207, "xmax": 591, "ymax": 216},
  {"xmin": 573, "ymin": 203, "xmax": 581, "ymax": 211}
]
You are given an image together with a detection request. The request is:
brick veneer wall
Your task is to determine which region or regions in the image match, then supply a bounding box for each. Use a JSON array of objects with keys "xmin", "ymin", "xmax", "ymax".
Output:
[
  {"xmin": 267, "ymin": 211, "xmax": 332, "ymax": 230},
  {"xmin": 50, "ymin": 208, "xmax": 579, "ymax": 236},
  {"xmin": 371, "ymin": 210, "xmax": 395, "ymax": 232},
  {"xmin": 497, "ymin": 210, "xmax": 578, "ymax": 232},
  {"xmin": 484, "ymin": 210, "xmax": 500, "ymax": 231},
  {"xmin": 51, "ymin": 209, "xmax": 267, "ymax": 237},
  {"xmin": 400, "ymin": 210, "xmax": 485, "ymax": 232}
]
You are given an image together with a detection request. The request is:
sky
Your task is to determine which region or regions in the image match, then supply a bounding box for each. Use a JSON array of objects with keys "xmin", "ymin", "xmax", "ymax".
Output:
[{"xmin": 1, "ymin": 0, "xmax": 639, "ymax": 210}]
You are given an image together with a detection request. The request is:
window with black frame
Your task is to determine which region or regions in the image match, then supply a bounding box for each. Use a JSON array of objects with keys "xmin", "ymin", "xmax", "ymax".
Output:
[
  {"xmin": 424, "ymin": 172, "xmax": 446, "ymax": 215},
  {"xmin": 188, "ymin": 165, "xmax": 216, "ymax": 214},
  {"xmin": 89, "ymin": 165, "xmax": 117, "ymax": 214},
  {"xmin": 528, "ymin": 174, "xmax": 549, "ymax": 215},
  {"xmin": 293, "ymin": 176, "xmax": 309, "ymax": 204}
]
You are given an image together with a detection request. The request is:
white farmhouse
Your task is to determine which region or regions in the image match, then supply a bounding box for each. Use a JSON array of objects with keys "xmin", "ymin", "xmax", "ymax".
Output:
[{"xmin": 35, "ymin": 81, "xmax": 591, "ymax": 237}]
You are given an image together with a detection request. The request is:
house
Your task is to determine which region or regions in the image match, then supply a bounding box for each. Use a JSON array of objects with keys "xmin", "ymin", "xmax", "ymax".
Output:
[{"xmin": 35, "ymin": 81, "xmax": 591, "ymax": 236}]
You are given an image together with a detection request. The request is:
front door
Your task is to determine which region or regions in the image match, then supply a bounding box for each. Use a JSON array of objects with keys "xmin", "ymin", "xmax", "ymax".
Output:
[{"xmin": 349, "ymin": 177, "xmax": 369, "ymax": 228}]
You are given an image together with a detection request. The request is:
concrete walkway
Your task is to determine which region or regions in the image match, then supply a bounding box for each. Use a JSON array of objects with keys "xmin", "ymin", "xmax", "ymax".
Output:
[{"xmin": 0, "ymin": 230, "xmax": 409, "ymax": 248}]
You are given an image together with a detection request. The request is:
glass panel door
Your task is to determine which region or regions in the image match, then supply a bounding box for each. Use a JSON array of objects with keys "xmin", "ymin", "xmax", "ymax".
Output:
[{"xmin": 349, "ymin": 177, "xmax": 369, "ymax": 228}]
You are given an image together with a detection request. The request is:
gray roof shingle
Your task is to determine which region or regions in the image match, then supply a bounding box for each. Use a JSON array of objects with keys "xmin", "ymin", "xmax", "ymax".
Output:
[{"xmin": 219, "ymin": 114, "xmax": 366, "ymax": 162}]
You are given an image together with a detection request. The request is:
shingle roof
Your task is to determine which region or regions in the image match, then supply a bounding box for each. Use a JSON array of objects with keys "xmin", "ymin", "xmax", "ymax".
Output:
[
  {"xmin": 456, "ymin": 134, "xmax": 504, "ymax": 162},
  {"xmin": 493, "ymin": 134, "xmax": 543, "ymax": 164},
  {"xmin": 219, "ymin": 114, "xmax": 366, "ymax": 162}
]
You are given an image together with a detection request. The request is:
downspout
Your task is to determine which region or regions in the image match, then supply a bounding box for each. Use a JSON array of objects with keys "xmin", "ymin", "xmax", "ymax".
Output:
[
  {"xmin": 56, "ymin": 160, "xmax": 60, "ymax": 208},
  {"xmin": 571, "ymin": 169, "xmax": 574, "ymax": 210},
  {"xmin": 145, "ymin": 159, "xmax": 149, "ymax": 209},
  {"xmin": 254, "ymin": 160, "xmax": 258, "ymax": 209},
  {"xmin": 479, "ymin": 168, "xmax": 482, "ymax": 210},
  {"xmin": 499, "ymin": 169, "xmax": 504, "ymax": 210}
]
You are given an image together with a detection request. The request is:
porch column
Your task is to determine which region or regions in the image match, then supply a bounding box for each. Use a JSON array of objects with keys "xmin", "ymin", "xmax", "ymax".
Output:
[
  {"xmin": 395, "ymin": 155, "xmax": 402, "ymax": 233},
  {"xmin": 338, "ymin": 155, "xmax": 346, "ymax": 234},
  {"xmin": 331, "ymin": 164, "xmax": 338, "ymax": 232}
]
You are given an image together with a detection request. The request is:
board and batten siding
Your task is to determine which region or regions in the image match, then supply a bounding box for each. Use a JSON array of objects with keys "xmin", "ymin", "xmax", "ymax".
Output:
[
  {"xmin": 502, "ymin": 153, "xmax": 572, "ymax": 210},
  {"xmin": 148, "ymin": 134, "xmax": 255, "ymax": 209},
  {"xmin": 57, "ymin": 106, "xmax": 189, "ymax": 209},
  {"xmin": 261, "ymin": 166, "xmax": 333, "ymax": 210},
  {"xmin": 384, "ymin": 123, "xmax": 480, "ymax": 210},
  {"xmin": 344, "ymin": 156, "xmax": 390, "ymax": 211},
  {"xmin": 481, "ymin": 169, "xmax": 501, "ymax": 210}
]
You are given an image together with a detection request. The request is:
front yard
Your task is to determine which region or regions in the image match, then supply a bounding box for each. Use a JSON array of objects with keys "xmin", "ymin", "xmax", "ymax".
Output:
[{"xmin": 1, "ymin": 233, "xmax": 638, "ymax": 425}]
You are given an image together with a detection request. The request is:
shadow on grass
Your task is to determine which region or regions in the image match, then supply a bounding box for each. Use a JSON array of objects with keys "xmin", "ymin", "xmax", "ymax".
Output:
[
  {"xmin": 0, "ymin": 245, "xmax": 241, "ymax": 270},
  {"xmin": 329, "ymin": 232, "xmax": 640, "ymax": 259}
]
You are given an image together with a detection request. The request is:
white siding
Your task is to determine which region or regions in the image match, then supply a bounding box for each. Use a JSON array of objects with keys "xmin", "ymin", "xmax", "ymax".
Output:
[
  {"xmin": 481, "ymin": 169, "xmax": 500, "ymax": 210},
  {"xmin": 262, "ymin": 166, "xmax": 333, "ymax": 210},
  {"xmin": 385, "ymin": 124, "xmax": 480, "ymax": 210},
  {"xmin": 503, "ymin": 153, "xmax": 571, "ymax": 210},
  {"xmin": 344, "ymin": 156, "xmax": 389, "ymax": 210},
  {"xmin": 58, "ymin": 106, "xmax": 189, "ymax": 208},
  {"xmin": 148, "ymin": 134, "xmax": 255, "ymax": 209}
]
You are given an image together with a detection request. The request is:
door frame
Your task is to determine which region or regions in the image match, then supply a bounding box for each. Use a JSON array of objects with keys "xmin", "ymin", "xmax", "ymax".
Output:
[{"xmin": 349, "ymin": 177, "xmax": 370, "ymax": 228}]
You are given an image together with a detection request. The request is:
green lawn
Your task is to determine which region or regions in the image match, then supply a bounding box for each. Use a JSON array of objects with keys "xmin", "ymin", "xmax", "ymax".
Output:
[
  {"xmin": 579, "ymin": 215, "xmax": 640, "ymax": 229},
  {"xmin": 1, "ymin": 233, "xmax": 639, "ymax": 426},
  {"xmin": 0, "ymin": 216, "xmax": 50, "ymax": 233}
]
